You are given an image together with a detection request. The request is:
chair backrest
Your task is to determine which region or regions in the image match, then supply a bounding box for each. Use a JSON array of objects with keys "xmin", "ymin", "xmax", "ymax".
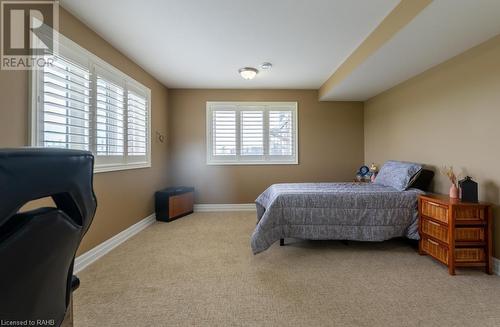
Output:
[{"xmin": 0, "ymin": 148, "xmax": 97, "ymax": 326}]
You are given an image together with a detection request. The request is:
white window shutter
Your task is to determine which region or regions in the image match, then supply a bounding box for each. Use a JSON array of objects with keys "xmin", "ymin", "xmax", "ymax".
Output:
[
  {"xmin": 269, "ymin": 110, "xmax": 294, "ymax": 156},
  {"xmin": 95, "ymin": 74, "xmax": 125, "ymax": 156},
  {"xmin": 127, "ymin": 90, "xmax": 148, "ymax": 157},
  {"xmin": 213, "ymin": 110, "xmax": 236, "ymax": 156},
  {"xmin": 240, "ymin": 110, "xmax": 264, "ymax": 156},
  {"xmin": 41, "ymin": 55, "xmax": 91, "ymax": 150}
]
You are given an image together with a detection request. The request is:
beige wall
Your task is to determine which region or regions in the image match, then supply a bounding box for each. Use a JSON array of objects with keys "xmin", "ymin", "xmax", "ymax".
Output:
[
  {"xmin": 364, "ymin": 34, "xmax": 500, "ymax": 257},
  {"xmin": 0, "ymin": 9, "xmax": 169, "ymax": 255},
  {"xmin": 168, "ymin": 89, "xmax": 364, "ymax": 203}
]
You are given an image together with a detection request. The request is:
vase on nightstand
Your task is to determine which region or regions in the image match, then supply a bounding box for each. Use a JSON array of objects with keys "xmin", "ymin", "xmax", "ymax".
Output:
[{"xmin": 449, "ymin": 184, "xmax": 459, "ymax": 199}]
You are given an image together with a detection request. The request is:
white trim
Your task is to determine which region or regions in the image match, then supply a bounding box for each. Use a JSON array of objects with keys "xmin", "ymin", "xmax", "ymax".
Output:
[
  {"xmin": 194, "ymin": 203, "xmax": 256, "ymax": 212},
  {"xmin": 205, "ymin": 161, "xmax": 298, "ymax": 166},
  {"xmin": 494, "ymin": 257, "xmax": 500, "ymax": 276},
  {"xmin": 93, "ymin": 162, "xmax": 151, "ymax": 174},
  {"xmin": 74, "ymin": 214, "xmax": 155, "ymax": 273}
]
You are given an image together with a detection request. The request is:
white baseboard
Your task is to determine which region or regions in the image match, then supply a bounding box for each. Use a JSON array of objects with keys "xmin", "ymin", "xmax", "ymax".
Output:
[
  {"xmin": 194, "ymin": 203, "xmax": 256, "ymax": 212},
  {"xmin": 494, "ymin": 257, "xmax": 500, "ymax": 276},
  {"xmin": 74, "ymin": 213, "xmax": 156, "ymax": 273}
]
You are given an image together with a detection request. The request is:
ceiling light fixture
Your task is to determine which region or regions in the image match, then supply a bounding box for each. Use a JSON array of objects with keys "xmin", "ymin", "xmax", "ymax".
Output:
[{"xmin": 239, "ymin": 67, "xmax": 258, "ymax": 80}]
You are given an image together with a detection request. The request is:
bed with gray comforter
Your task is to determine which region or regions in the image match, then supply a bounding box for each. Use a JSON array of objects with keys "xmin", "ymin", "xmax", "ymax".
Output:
[{"xmin": 251, "ymin": 182, "xmax": 424, "ymax": 254}]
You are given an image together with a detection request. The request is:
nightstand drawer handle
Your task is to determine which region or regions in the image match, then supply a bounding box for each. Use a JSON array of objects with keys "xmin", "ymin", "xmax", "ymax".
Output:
[
  {"xmin": 428, "ymin": 239, "xmax": 439, "ymax": 246},
  {"xmin": 427, "ymin": 220, "xmax": 441, "ymax": 227},
  {"xmin": 427, "ymin": 201, "xmax": 442, "ymax": 207}
]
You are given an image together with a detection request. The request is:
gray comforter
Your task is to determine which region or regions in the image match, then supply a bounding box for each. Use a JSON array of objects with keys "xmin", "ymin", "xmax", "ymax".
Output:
[{"xmin": 251, "ymin": 183, "xmax": 423, "ymax": 254}]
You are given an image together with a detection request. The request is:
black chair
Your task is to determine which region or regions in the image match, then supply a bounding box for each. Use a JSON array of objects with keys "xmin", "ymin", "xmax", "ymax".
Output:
[{"xmin": 0, "ymin": 149, "xmax": 97, "ymax": 326}]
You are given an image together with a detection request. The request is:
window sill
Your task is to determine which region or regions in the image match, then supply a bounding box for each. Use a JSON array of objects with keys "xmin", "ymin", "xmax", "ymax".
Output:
[
  {"xmin": 206, "ymin": 161, "xmax": 298, "ymax": 166},
  {"xmin": 94, "ymin": 162, "xmax": 151, "ymax": 174}
]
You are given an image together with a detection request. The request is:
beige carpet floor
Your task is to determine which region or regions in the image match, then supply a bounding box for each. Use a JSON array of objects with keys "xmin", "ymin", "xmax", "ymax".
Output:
[{"xmin": 75, "ymin": 212, "xmax": 500, "ymax": 327}]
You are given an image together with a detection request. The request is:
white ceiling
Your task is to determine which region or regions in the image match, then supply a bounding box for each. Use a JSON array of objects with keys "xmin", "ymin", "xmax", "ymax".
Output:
[
  {"xmin": 60, "ymin": 0, "xmax": 399, "ymax": 89},
  {"xmin": 321, "ymin": 0, "xmax": 500, "ymax": 101}
]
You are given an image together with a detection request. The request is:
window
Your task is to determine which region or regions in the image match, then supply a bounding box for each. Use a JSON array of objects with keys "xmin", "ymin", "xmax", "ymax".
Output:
[
  {"xmin": 206, "ymin": 102, "xmax": 298, "ymax": 165},
  {"xmin": 31, "ymin": 33, "xmax": 151, "ymax": 173}
]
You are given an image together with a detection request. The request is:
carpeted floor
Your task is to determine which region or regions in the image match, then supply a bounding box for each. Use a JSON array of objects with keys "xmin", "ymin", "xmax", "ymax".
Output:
[{"xmin": 75, "ymin": 212, "xmax": 500, "ymax": 327}]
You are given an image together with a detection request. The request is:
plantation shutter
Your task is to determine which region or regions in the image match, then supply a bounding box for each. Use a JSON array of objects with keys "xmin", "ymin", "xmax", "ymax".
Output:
[
  {"xmin": 127, "ymin": 88, "xmax": 149, "ymax": 160},
  {"xmin": 95, "ymin": 69, "xmax": 125, "ymax": 159},
  {"xmin": 240, "ymin": 109, "xmax": 264, "ymax": 156},
  {"xmin": 212, "ymin": 109, "xmax": 237, "ymax": 156},
  {"xmin": 41, "ymin": 54, "xmax": 91, "ymax": 150},
  {"xmin": 269, "ymin": 109, "xmax": 294, "ymax": 157}
]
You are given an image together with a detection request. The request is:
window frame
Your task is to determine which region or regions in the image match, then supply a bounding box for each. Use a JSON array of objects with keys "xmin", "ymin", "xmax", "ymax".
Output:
[
  {"xmin": 29, "ymin": 31, "xmax": 152, "ymax": 174},
  {"xmin": 206, "ymin": 101, "xmax": 299, "ymax": 165}
]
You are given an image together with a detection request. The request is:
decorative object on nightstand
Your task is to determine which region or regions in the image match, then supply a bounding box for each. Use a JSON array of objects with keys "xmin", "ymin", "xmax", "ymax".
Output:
[
  {"xmin": 441, "ymin": 166, "xmax": 459, "ymax": 199},
  {"xmin": 369, "ymin": 163, "xmax": 378, "ymax": 182},
  {"xmin": 155, "ymin": 187, "xmax": 194, "ymax": 222},
  {"xmin": 418, "ymin": 194, "xmax": 494, "ymax": 275},
  {"xmin": 459, "ymin": 176, "xmax": 478, "ymax": 203}
]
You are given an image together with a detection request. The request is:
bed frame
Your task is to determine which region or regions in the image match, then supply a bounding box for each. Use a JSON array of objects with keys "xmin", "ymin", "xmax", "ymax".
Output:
[{"xmin": 277, "ymin": 169, "xmax": 434, "ymax": 248}]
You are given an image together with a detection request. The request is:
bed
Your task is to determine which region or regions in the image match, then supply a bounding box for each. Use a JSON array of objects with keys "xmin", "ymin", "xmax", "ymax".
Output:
[{"xmin": 250, "ymin": 162, "xmax": 433, "ymax": 254}]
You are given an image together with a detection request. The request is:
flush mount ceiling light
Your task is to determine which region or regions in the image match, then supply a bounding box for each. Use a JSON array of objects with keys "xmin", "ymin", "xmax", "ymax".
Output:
[{"xmin": 238, "ymin": 67, "xmax": 258, "ymax": 80}]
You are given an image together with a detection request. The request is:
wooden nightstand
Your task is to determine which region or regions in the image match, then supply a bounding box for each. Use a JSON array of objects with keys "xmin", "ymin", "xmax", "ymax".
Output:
[{"xmin": 418, "ymin": 194, "xmax": 493, "ymax": 275}]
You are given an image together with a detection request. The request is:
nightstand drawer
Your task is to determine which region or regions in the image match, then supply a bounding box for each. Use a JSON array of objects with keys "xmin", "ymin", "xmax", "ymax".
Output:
[
  {"xmin": 421, "ymin": 219, "xmax": 484, "ymax": 244},
  {"xmin": 421, "ymin": 200, "xmax": 449, "ymax": 224},
  {"xmin": 422, "ymin": 237, "xmax": 448, "ymax": 264},
  {"xmin": 455, "ymin": 227, "xmax": 485, "ymax": 242},
  {"xmin": 454, "ymin": 207, "xmax": 485, "ymax": 221},
  {"xmin": 455, "ymin": 248, "xmax": 485, "ymax": 263},
  {"xmin": 421, "ymin": 218, "xmax": 448, "ymax": 244}
]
